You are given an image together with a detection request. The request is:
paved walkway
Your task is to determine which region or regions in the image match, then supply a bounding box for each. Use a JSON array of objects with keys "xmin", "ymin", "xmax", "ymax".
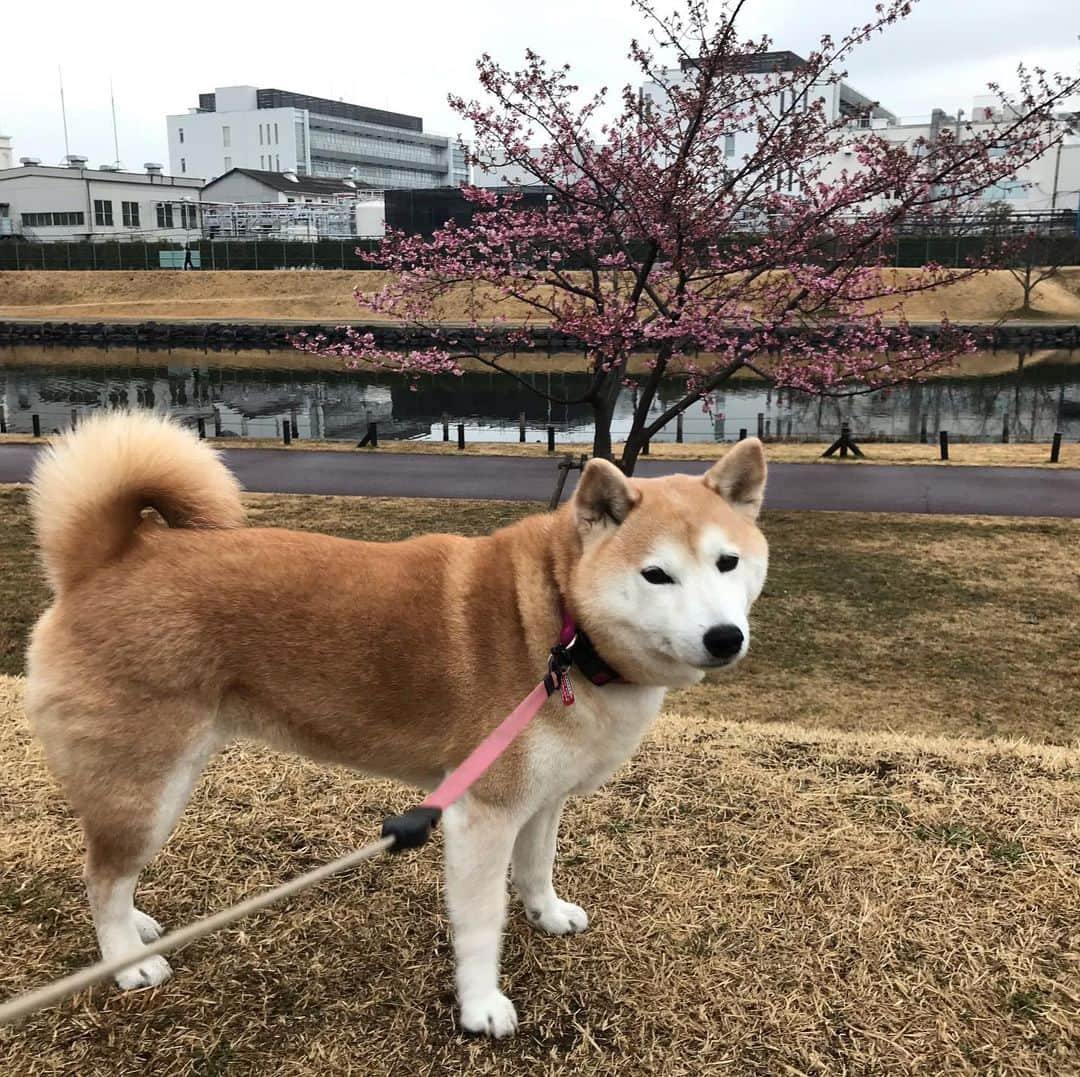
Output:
[{"xmin": 2, "ymin": 444, "xmax": 1077, "ymax": 516}]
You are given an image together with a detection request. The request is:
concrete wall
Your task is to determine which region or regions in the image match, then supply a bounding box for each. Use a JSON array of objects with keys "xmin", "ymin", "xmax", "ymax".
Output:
[
  {"xmin": 199, "ymin": 172, "xmax": 292, "ymax": 204},
  {"xmin": 167, "ymin": 107, "xmax": 303, "ymax": 182},
  {"xmin": 0, "ymin": 166, "xmax": 203, "ymax": 241}
]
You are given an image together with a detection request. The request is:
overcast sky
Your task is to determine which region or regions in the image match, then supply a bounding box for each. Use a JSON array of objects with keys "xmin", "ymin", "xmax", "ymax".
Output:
[{"xmin": 2, "ymin": 0, "xmax": 1076, "ymax": 171}]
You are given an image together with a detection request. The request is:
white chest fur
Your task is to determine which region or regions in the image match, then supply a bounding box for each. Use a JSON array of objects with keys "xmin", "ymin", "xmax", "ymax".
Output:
[{"xmin": 525, "ymin": 683, "xmax": 666, "ymax": 803}]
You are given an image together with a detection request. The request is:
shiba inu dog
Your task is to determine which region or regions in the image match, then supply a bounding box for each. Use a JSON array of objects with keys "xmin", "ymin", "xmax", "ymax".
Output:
[{"xmin": 24, "ymin": 412, "xmax": 767, "ymax": 1037}]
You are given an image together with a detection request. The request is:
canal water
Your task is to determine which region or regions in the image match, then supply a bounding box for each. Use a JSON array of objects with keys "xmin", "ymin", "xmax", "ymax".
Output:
[{"xmin": 2, "ymin": 348, "xmax": 1078, "ymax": 445}]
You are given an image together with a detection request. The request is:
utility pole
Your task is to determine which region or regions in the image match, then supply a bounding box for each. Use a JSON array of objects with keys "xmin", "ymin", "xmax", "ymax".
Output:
[
  {"xmin": 110, "ymin": 78, "xmax": 121, "ymax": 169},
  {"xmin": 58, "ymin": 67, "xmax": 70, "ymax": 160}
]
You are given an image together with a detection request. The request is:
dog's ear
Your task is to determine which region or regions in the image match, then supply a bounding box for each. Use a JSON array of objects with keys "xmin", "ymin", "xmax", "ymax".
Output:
[
  {"xmin": 704, "ymin": 438, "xmax": 767, "ymax": 520},
  {"xmin": 573, "ymin": 458, "xmax": 639, "ymax": 529}
]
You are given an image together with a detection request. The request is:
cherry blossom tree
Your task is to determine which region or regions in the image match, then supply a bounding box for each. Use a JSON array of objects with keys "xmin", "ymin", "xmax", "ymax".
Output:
[{"xmin": 298, "ymin": 0, "xmax": 1078, "ymax": 472}]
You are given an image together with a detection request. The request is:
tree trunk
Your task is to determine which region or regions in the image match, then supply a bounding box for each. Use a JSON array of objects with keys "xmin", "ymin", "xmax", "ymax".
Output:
[
  {"xmin": 620, "ymin": 422, "xmax": 648, "ymax": 475},
  {"xmin": 591, "ymin": 394, "xmax": 616, "ymax": 462},
  {"xmin": 588, "ymin": 356, "xmax": 628, "ymax": 465}
]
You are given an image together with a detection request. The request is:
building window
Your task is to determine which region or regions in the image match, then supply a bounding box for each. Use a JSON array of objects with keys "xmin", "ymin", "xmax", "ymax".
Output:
[
  {"xmin": 21, "ymin": 211, "xmax": 85, "ymax": 227},
  {"xmin": 222, "ymin": 126, "xmax": 231, "ymax": 148},
  {"xmin": 122, "ymin": 201, "xmax": 140, "ymax": 227},
  {"xmin": 224, "ymin": 156, "xmax": 232, "ymax": 170},
  {"xmin": 180, "ymin": 158, "xmax": 186, "ymax": 173},
  {"xmin": 93, "ymin": 199, "xmax": 114, "ymax": 226},
  {"xmin": 274, "ymin": 122, "xmax": 279, "ymax": 144},
  {"xmin": 156, "ymin": 203, "xmax": 175, "ymax": 228},
  {"xmin": 259, "ymin": 124, "xmax": 264, "ymax": 145},
  {"xmin": 724, "ymin": 134, "xmax": 735, "ymax": 157},
  {"xmin": 179, "ymin": 127, "xmax": 185, "ymax": 144},
  {"xmin": 180, "ymin": 203, "xmax": 198, "ymax": 228}
]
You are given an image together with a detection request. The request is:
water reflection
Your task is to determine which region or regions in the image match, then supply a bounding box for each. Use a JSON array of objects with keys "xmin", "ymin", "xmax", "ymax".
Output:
[{"xmin": 2, "ymin": 349, "xmax": 1078, "ymax": 444}]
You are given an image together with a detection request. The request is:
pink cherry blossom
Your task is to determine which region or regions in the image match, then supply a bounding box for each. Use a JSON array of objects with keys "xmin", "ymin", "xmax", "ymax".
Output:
[{"xmin": 297, "ymin": 0, "xmax": 1078, "ymax": 471}]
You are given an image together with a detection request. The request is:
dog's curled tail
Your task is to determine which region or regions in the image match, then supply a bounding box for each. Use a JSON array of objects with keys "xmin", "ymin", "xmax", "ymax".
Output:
[{"xmin": 31, "ymin": 410, "xmax": 245, "ymax": 593}]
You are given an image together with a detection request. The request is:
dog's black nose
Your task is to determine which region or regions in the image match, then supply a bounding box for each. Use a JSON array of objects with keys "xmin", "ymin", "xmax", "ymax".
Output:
[{"xmin": 703, "ymin": 624, "xmax": 744, "ymax": 660}]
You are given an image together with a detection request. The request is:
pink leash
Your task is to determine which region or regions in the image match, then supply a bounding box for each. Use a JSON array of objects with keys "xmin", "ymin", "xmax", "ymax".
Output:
[{"xmin": 380, "ymin": 615, "xmax": 578, "ymax": 851}]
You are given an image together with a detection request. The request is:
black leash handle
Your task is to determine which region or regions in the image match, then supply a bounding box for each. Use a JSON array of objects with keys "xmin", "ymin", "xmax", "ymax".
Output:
[{"xmin": 381, "ymin": 805, "xmax": 442, "ymax": 852}]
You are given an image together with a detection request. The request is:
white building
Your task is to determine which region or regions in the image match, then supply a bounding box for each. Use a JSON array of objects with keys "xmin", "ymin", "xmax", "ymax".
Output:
[
  {"xmin": 0, "ymin": 136, "xmax": 13, "ymax": 171},
  {"xmin": 166, "ymin": 85, "xmax": 470, "ymax": 189},
  {"xmin": 639, "ymin": 51, "xmax": 895, "ymax": 188},
  {"xmin": 0, "ymin": 157, "xmax": 204, "ymax": 242},
  {"xmin": 200, "ymin": 167, "xmax": 385, "ymax": 238},
  {"xmin": 862, "ymin": 98, "xmax": 1080, "ymax": 215}
]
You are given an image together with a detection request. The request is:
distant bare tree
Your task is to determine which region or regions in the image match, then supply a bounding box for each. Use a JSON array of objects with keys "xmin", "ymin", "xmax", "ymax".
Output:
[{"xmin": 1003, "ymin": 230, "xmax": 1074, "ymax": 314}]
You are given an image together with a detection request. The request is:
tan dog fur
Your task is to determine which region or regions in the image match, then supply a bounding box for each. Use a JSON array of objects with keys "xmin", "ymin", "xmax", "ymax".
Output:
[{"xmin": 25, "ymin": 412, "xmax": 768, "ymax": 1037}]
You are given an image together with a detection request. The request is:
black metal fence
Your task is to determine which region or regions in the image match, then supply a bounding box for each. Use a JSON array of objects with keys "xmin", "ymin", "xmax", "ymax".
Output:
[
  {"xmin": 5, "ymin": 232, "xmax": 1080, "ymax": 272},
  {"xmin": 0, "ymin": 238, "xmax": 382, "ymax": 272}
]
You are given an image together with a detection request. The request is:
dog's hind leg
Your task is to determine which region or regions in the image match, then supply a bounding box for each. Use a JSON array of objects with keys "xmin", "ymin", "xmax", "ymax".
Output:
[
  {"xmin": 511, "ymin": 798, "xmax": 588, "ymax": 935},
  {"xmin": 30, "ymin": 687, "xmax": 218, "ymax": 991},
  {"xmin": 82, "ymin": 731, "xmax": 215, "ymax": 990}
]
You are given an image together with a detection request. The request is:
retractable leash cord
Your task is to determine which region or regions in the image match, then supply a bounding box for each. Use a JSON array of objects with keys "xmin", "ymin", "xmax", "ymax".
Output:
[{"xmin": 0, "ymin": 622, "xmax": 594, "ymax": 1027}]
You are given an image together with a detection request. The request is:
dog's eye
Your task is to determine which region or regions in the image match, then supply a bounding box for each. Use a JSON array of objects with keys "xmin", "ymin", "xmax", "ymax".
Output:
[
  {"xmin": 716, "ymin": 555, "xmax": 739, "ymax": 573},
  {"xmin": 641, "ymin": 567, "xmax": 675, "ymax": 585}
]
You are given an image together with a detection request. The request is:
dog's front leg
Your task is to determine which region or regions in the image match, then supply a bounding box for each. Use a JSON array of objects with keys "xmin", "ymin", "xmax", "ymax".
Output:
[
  {"xmin": 442, "ymin": 797, "xmax": 520, "ymax": 1038},
  {"xmin": 511, "ymin": 799, "xmax": 588, "ymax": 935}
]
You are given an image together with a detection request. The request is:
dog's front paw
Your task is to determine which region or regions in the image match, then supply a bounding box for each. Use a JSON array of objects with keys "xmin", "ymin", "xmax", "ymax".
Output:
[
  {"xmin": 114, "ymin": 954, "xmax": 172, "ymax": 991},
  {"xmin": 526, "ymin": 898, "xmax": 589, "ymax": 935},
  {"xmin": 459, "ymin": 990, "xmax": 518, "ymax": 1038}
]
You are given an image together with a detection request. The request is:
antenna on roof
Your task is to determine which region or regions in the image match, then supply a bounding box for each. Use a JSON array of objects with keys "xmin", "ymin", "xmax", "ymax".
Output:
[
  {"xmin": 58, "ymin": 66, "xmax": 71, "ymax": 160},
  {"xmin": 109, "ymin": 77, "xmax": 121, "ymax": 169}
]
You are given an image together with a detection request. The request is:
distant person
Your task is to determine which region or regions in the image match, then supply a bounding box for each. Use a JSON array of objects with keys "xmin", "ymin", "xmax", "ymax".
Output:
[{"xmin": 183, "ymin": 243, "xmax": 194, "ymax": 270}]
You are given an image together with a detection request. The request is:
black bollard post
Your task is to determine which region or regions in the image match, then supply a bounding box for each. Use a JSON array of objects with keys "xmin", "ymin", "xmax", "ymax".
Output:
[
  {"xmin": 457, "ymin": 423, "xmax": 465, "ymax": 451},
  {"xmin": 738, "ymin": 428, "xmax": 747, "ymax": 441},
  {"xmin": 939, "ymin": 430, "xmax": 949, "ymax": 461},
  {"xmin": 519, "ymin": 412, "xmax": 526, "ymax": 443},
  {"xmin": 547, "ymin": 425, "xmax": 555, "ymax": 454},
  {"xmin": 213, "ymin": 410, "xmax": 222, "ymax": 437},
  {"xmin": 0, "ymin": 411, "xmax": 6, "ymax": 434},
  {"xmin": 1002, "ymin": 412, "xmax": 1009, "ymax": 444},
  {"xmin": 920, "ymin": 416, "xmax": 928, "ymax": 444},
  {"xmin": 757, "ymin": 412, "xmax": 765, "ymax": 439},
  {"xmin": 442, "ymin": 413, "xmax": 450, "ymax": 442},
  {"xmin": 70, "ymin": 409, "xmax": 78, "ymax": 430},
  {"xmin": 32, "ymin": 414, "xmax": 41, "ymax": 438},
  {"xmin": 676, "ymin": 414, "xmax": 684, "ymax": 443},
  {"xmin": 1050, "ymin": 432, "xmax": 1062, "ymax": 464},
  {"xmin": 197, "ymin": 417, "xmax": 206, "ymax": 440},
  {"xmin": 282, "ymin": 419, "xmax": 292, "ymax": 446}
]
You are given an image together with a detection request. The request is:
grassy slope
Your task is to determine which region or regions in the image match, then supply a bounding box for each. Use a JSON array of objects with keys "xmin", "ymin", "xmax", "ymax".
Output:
[
  {"xmin": 1, "ymin": 488, "xmax": 1078, "ymax": 1075},
  {"xmin": 2, "ymin": 267, "xmax": 1080, "ymax": 321}
]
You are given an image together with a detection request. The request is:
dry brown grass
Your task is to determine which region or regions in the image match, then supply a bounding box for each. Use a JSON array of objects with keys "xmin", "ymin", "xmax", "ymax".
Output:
[
  {"xmin": 1, "ymin": 488, "xmax": 1078, "ymax": 1073},
  {"xmin": 3, "ymin": 268, "xmax": 1080, "ymax": 322},
  {"xmin": 0, "ymin": 674, "xmax": 1077, "ymax": 1076}
]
